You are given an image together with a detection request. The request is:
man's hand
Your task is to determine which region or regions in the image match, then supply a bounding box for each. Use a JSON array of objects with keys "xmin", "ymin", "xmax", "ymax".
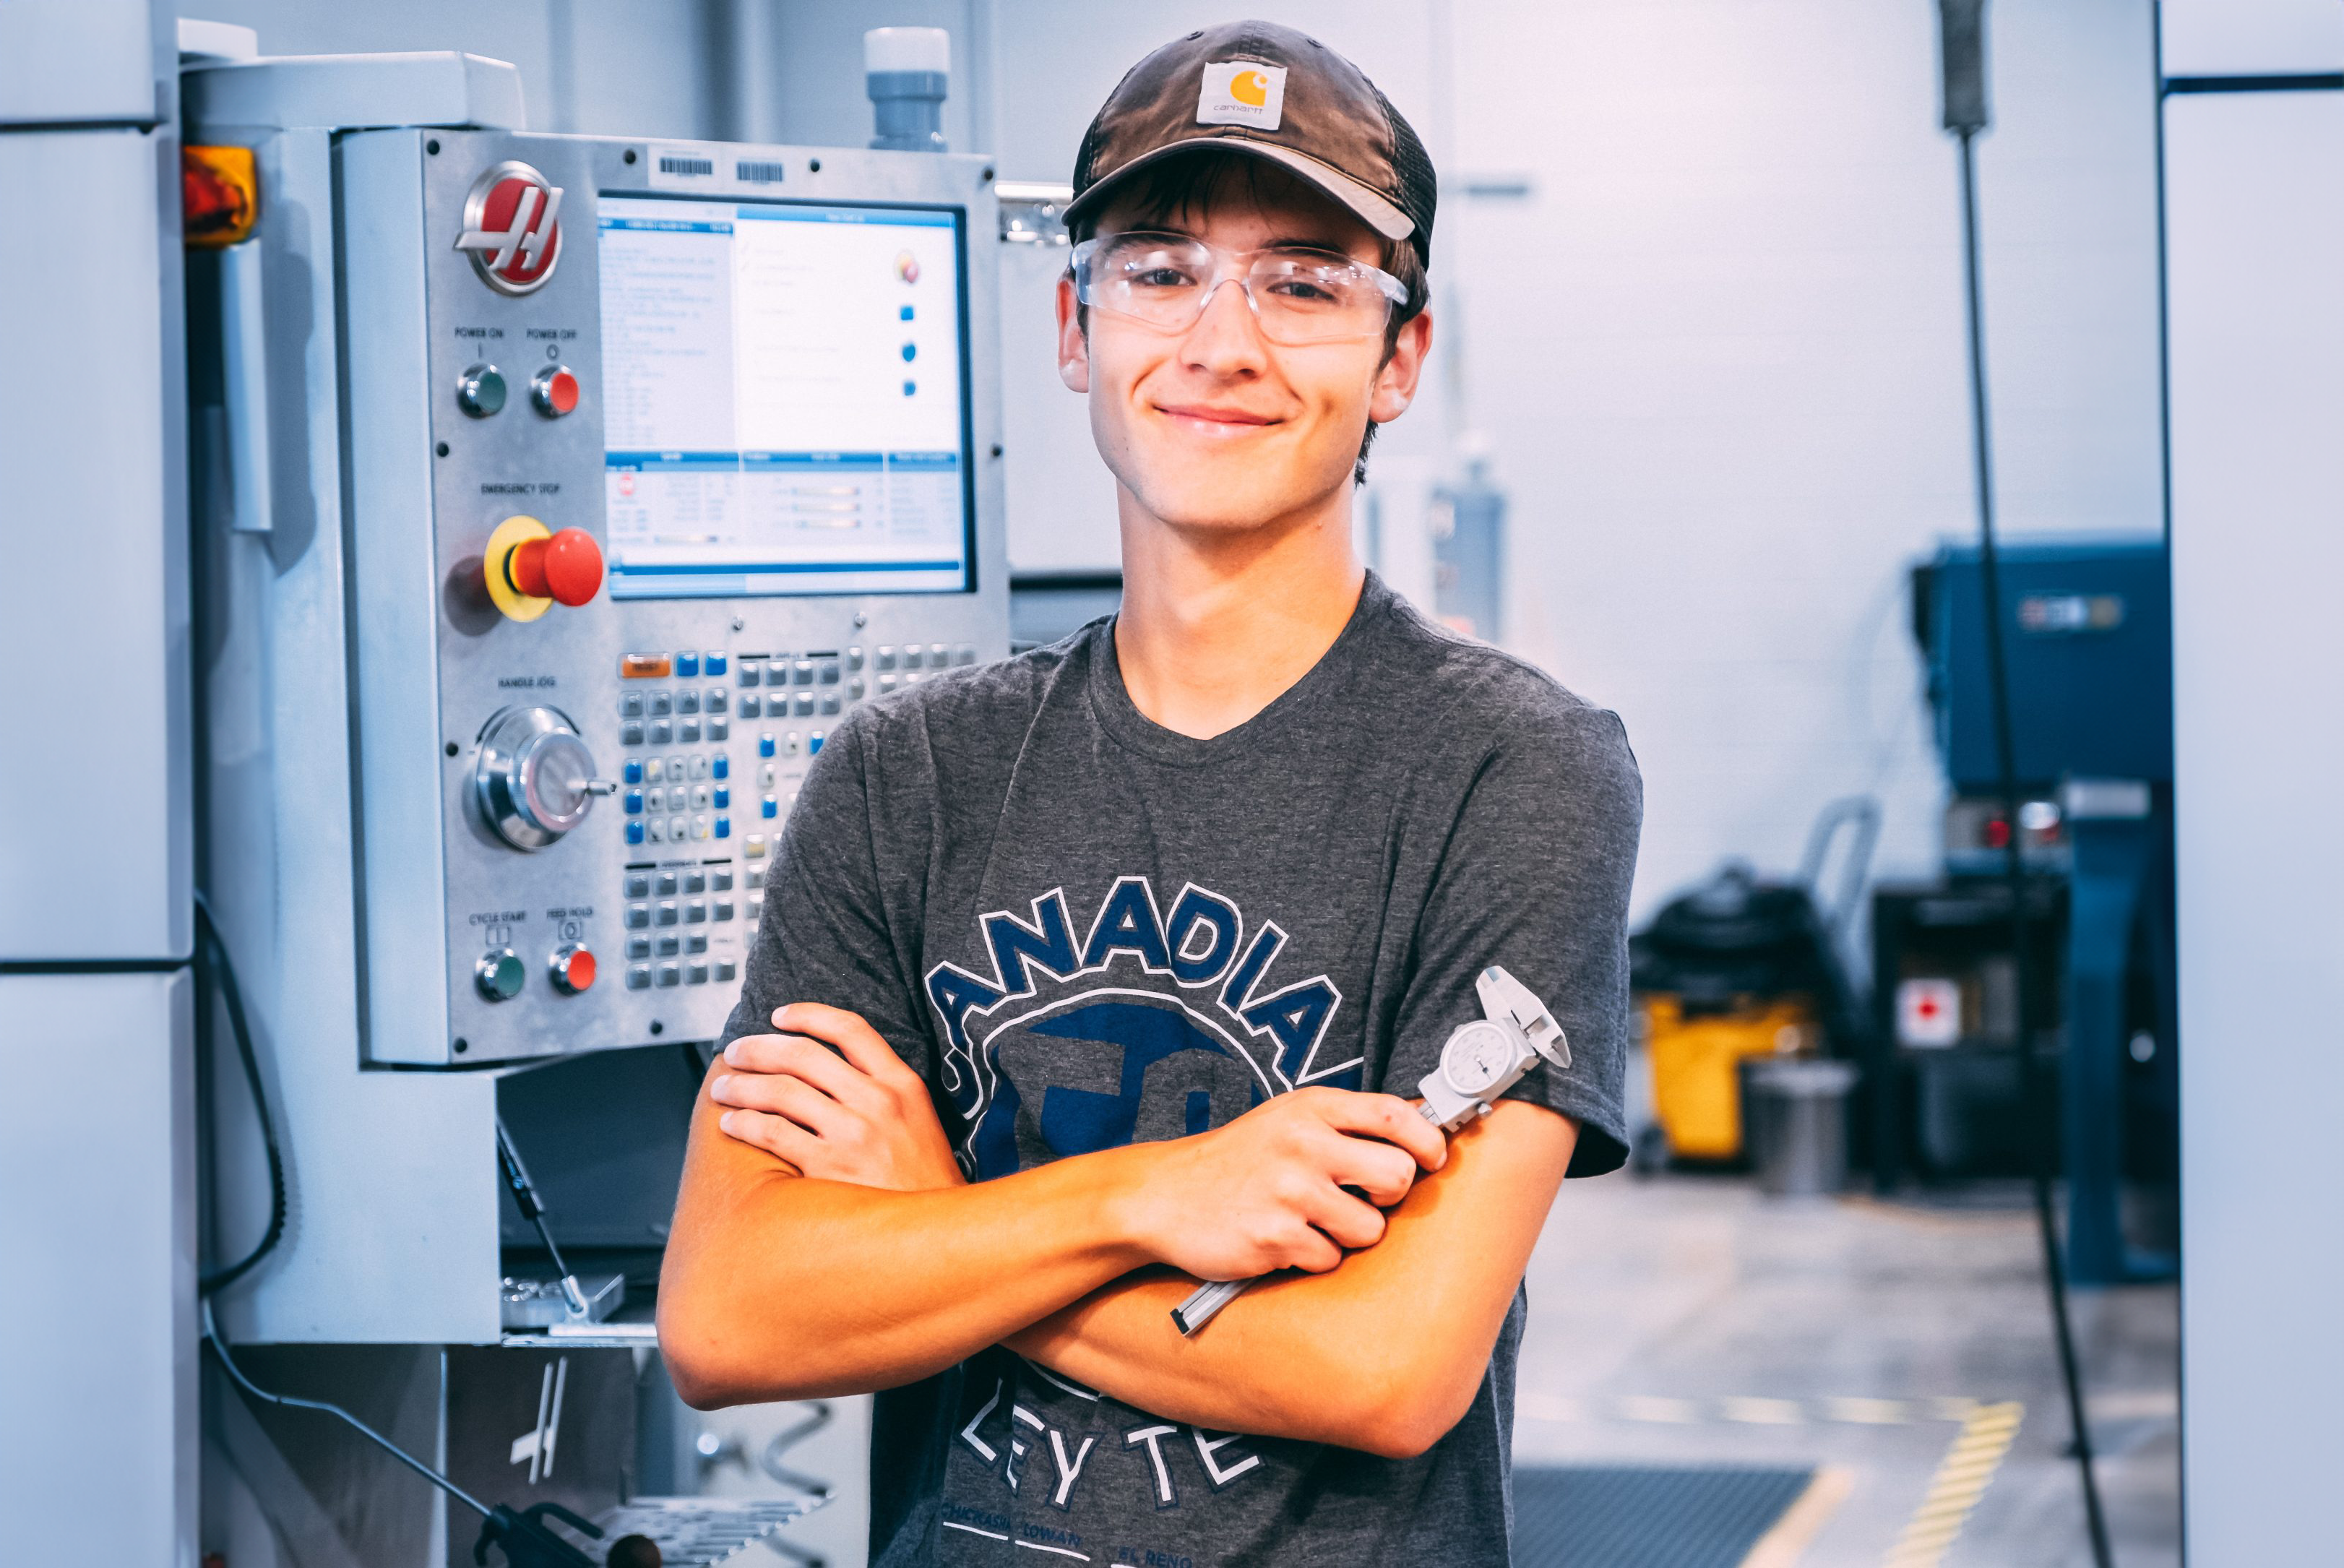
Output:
[
  {"xmin": 711, "ymin": 1002, "xmax": 965, "ymax": 1192},
  {"xmin": 1124, "ymin": 1088, "xmax": 1447, "ymax": 1281}
]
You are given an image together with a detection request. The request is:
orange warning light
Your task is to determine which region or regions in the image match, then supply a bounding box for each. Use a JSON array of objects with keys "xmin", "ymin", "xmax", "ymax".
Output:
[{"xmin": 184, "ymin": 146, "xmax": 258, "ymax": 248}]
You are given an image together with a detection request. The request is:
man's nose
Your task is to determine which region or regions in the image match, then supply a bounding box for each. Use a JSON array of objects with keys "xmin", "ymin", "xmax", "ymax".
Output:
[{"xmin": 1180, "ymin": 273, "xmax": 1269, "ymax": 374}]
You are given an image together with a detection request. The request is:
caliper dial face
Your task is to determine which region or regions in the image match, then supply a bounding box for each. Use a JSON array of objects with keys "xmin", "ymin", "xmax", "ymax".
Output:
[{"xmin": 1441, "ymin": 1020, "xmax": 1517, "ymax": 1098}]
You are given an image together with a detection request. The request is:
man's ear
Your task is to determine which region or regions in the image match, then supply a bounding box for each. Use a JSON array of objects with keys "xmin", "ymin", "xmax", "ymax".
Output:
[
  {"xmin": 1369, "ymin": 308, "xmax": 1434, "ymax": 425},
  {"xmin": 1055, "ymin": 274, "xmax": 1091, "ymax": 394}
]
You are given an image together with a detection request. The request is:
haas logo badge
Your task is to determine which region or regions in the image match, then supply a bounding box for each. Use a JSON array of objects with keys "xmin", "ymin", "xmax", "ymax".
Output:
[{"xmin": 455, "ymin": 161, "xmax": 564, "ymax": 295}]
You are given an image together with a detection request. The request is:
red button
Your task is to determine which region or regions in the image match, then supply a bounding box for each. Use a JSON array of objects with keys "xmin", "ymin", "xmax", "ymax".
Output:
[
  {"xmin": 551, "ymin": 944, "xmax": 596, "ymax": 995},
  {"xmin": 509, "ymin": 527, "xmax": 604, "ymax": 606},
  {"xmin": 533, "ymin": 365, "xmax": 580, "ymax": 417}
]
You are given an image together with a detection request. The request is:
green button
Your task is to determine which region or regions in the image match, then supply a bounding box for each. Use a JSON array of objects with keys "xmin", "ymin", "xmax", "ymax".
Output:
[
  {"xmin": 457, "ymin": 363, "xmax": 507, "ymax": 418},
  {"xmin": 477, "ymin": 949, "xmax": 526, "ymax": 1001}
]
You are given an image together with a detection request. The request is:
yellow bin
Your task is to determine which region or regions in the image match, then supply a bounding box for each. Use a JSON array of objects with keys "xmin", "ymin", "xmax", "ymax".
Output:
[{"xmin": 1643, "ymin": 994, "xmax": 1817, "ymax": 1160}]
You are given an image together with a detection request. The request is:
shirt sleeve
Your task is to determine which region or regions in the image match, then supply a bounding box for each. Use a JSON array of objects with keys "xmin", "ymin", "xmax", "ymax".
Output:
[
  {"xmin": 719, "ymin": 712, "xmax": 935, "ymax": 1081},
  {"xmin": 1383, "ymin": 699, "xmax": 1642, "ymax": 1177}
]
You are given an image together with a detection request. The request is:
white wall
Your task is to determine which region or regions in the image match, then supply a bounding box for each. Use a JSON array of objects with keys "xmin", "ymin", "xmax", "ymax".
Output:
[
  {"xmin": 827, "ymin": 0, "xmax": 2167, "ymax": 924},
  {"xmin": 1444, "ymin": 0, "xmax": 2163, "ymax": 918},
  {"xmin": 178, "ymin": 0, "xmax": 717, "ymax": 138}
]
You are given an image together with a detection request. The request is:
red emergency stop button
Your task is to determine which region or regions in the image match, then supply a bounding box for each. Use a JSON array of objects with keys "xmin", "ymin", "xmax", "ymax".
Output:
[
  {"xmin": 508, "ymin": 527, "xmax": 603, "ymax": 606},
  {"xmin": 550, "ymin": 944, "xmax": 596, "ymax": 996},
  {"xmin": 532, "ymin": 364, "xmax": 580, "ymax": 417}
]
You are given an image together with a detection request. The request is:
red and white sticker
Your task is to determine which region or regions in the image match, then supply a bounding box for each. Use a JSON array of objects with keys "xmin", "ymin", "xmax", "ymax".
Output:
[{"xmin": 1896, "ymin": 978, "xmax": 1962, "ymax": 1048}]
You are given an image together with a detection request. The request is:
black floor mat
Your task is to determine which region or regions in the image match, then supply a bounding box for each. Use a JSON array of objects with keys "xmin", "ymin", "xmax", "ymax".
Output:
[{"xmin": 1512, "ymin": 1465, "xmax": 1815, "ymax": 1567}]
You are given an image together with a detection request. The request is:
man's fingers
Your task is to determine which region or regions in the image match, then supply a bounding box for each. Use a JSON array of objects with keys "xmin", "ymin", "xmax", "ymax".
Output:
[
  {"xmin": 712, "ymin": 1072, "xmax": 845, "ymax": 1139},
  {"xmin": 725, "ymin": 1033, "xmax": 890, "ymax": 1119},
  {"xmin": 1281, "ymin": 1221, "xmax": 1350, "ymax": 1274},
  {"xmin": 768, "ymin": 1002, "xmax": 921, "ymax": 1088},
  {"xmin": 718, "ymin": 1032, "xmax": 797, "ymax": 1073},
  {"xmin": 1303, "ymin": 1184, "xmax": 1389, "ymax": 1252},
  {"xmin": 1315, "ymin": 1132, "xmax": 1421, "ymax": 1207},
  {"xmin": 1304, "ymin": 1090, "xmax": 1447, "ymax": 1170},
  {"xmin": 716, "ymin": 1107, "xmax": 817, "ymax": 1172}
]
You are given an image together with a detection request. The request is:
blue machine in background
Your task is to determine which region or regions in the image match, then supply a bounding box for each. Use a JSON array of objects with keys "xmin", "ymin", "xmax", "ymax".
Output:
[
  {"xmin": 1923, "ymin": 539, "xmax": 2173, "ymax": 789},
  {"xmin": 1914, "ymin": 538, "xmax": 2179, "ymax": 1285}
]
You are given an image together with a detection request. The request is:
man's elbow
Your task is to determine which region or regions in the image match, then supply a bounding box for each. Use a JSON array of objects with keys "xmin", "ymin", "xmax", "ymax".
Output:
[
  {"xmin": 1342, "ymin": 1362, "xmax": 1483, "ymax": 1460},
  {"xmin": 658, "ymin": 1298, "xmax": 757, "ymax": 1411},
  {"xmin": 658, "ymin": 1249, "xmax": 813, "ymax": 1410}
]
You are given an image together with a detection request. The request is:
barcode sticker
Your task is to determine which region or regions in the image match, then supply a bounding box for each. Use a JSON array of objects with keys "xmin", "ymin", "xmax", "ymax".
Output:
[
  {"xmin": 647, "ymin": 144, "xmax": 718, "ymax": 189},
  {"xmin": 734, "ymin": 160, "xmax": 788, "ymax": 185}
]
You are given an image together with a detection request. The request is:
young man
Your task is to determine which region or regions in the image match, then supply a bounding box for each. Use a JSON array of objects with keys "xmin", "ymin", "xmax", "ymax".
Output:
[{"xmin": 660, "ymin": 21, "xmax": 1641, "ymax": 1565}]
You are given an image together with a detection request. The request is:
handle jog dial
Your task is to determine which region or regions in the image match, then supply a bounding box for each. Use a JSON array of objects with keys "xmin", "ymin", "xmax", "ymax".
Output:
[{"xmin": 475, "ymin": 705, "xmax": 617, "ymax": 850}]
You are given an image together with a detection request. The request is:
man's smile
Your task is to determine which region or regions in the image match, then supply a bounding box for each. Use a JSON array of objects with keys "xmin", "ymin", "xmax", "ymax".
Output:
[{"xmin": 1150, "ymin": 400, "xmax": 1285, "ymax": 436}]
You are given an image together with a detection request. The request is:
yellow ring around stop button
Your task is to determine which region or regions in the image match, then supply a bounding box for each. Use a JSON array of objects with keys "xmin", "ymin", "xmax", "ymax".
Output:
[{"xmin": 483, "ymin": 514, "xmax": 553, "ymax": 622}]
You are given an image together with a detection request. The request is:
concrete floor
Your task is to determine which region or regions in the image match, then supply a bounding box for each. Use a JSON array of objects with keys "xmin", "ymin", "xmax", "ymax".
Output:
[{"xmin": 1515, "ymin": 1171, "xmax": 2181, "ymax": 1567}]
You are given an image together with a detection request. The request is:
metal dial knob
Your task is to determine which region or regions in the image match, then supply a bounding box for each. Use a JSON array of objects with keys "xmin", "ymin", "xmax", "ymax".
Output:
[{"xmin": 474, "ymin": 705, "xmax": 616, "ymax": 850}]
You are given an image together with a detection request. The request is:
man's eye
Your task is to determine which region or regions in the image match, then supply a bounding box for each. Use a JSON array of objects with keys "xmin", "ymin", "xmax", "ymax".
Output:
[
  {"xmin": 1126, "ymin": 264, "xmax": 1199, "ymax": 289},
  {"xmin": 1267, "ymin": 278, "xmax": 1342, "ymax": 304}
]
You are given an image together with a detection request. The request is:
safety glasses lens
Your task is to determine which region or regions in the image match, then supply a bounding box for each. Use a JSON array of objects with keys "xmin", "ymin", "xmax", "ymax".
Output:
[{"xmin": 1078, "ymin": 236, "xmax": 1397, "ymax": 344}]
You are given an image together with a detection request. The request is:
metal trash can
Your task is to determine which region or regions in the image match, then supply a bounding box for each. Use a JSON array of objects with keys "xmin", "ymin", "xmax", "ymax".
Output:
[{"xmin": 1744, "ymin": 1059, "xmax": 1859, "ymax": 1197}]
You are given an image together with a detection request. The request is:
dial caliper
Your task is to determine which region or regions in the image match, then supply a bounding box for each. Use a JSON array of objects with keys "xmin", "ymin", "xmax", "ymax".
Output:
[{"xmin": 1171, "ymin": 965, "xmax": 1570, "ymax": 1335}]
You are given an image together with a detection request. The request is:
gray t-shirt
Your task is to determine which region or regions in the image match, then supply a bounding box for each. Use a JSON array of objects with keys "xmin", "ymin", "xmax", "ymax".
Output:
[{"xmin": 721, "ymin": 573, "xmax": 1642, "ymax": 1567}]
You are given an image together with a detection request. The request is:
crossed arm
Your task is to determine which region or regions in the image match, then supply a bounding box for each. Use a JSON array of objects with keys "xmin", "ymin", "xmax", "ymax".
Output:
[{"xmin": 657, "ymin": 1004, "xmax": 1578, "ymax": 1460}]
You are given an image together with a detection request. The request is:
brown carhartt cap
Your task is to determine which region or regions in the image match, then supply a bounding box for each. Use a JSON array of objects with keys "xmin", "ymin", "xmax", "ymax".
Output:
[{"xmin": 1066, "ymin": 21, "xmax": 1437, "ymax": 269}]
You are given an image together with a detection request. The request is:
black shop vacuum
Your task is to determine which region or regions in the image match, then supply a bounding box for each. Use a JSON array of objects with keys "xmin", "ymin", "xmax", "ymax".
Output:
[{"xmin": 1630, "ymin": 798, "xmax": 1877, "ymax": 1164}]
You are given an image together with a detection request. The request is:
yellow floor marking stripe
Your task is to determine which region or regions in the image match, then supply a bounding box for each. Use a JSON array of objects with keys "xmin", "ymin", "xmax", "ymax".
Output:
[
  {"xmin": 1740, "ymin": 1466, "xmax": 1854, "ymax": 1568},
  {"xmin": 1880, "ymin": 1401, "xmax": 2024, "ymax": 1568}
]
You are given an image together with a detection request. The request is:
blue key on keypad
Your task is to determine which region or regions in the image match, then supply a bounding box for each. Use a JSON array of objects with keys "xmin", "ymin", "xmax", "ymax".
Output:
[
  {"xmin": 624, "ymin": 789, "xmax": 643, "ymax": 814},
  {"xmin": 712, "ymin": 755, "xmax": 729, "ymax": 779},
  {"xmin": 677, "ymin": 652, "xmax": 701, "ymax": 677},
  {"xmin": 625, "ymin": 821, "xmax": 645, "ymax": 845}
]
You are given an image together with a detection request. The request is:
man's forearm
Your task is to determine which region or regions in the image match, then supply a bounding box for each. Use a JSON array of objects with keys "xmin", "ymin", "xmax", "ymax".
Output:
[
  {"xmin": 674, "ymin": 1025, "xmax": 1456, "ymax": 1410},
  {"xmin": 1004, "ymin": 1102, "xmax": 1577, "ymax": 1458},
  {"xmin": 660, "ymin": 1125, "xmax": 1158, "ymax": 1407}
]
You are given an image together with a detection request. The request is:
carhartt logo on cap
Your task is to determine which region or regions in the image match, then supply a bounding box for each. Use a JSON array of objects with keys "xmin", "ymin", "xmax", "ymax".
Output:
[{"xmin": 1196, "ymin": 60, "xmax": 1287, "ymax": 130}]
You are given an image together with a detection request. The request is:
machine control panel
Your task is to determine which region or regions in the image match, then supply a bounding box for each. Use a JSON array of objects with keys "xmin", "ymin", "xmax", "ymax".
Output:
[{"xmin": 338, "ymin": 129, "xmax": 1008, "ymax": 1066}]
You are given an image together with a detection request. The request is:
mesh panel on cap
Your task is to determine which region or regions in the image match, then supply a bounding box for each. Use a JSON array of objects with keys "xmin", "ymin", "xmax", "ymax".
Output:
[{"xmin": 1373, "ymin": 83, "xmax": 1437, "ymax": 270}]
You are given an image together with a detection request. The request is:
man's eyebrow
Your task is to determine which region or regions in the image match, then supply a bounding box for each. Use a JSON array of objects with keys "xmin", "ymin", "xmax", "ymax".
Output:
[{"xmin": 1111, "ymin": 223, "xmax": 1364, "ymax": 257}]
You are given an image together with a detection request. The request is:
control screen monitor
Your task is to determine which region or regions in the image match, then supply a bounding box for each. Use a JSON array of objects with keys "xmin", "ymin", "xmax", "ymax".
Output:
[{"xmin": 598, "ymin": 196, "xmax": 973, "ymax": 598}]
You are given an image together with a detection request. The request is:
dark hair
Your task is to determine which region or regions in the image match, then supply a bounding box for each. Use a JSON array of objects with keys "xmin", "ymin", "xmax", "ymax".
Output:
[{"xmin": 1067, "ymin": 149, "xmax": 1429, "ymax": 483}]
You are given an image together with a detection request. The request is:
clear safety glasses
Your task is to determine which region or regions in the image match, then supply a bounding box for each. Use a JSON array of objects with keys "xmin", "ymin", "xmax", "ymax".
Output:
[{"xmin": 1072, "ymin": 231, "xmax": 1409, "ymax": 346}]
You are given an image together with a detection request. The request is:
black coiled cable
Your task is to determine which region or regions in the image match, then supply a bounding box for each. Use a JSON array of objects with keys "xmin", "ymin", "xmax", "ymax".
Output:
[{"xmin": 194, "ymin": 889, "xmax": 286, "ymax": 1296}]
